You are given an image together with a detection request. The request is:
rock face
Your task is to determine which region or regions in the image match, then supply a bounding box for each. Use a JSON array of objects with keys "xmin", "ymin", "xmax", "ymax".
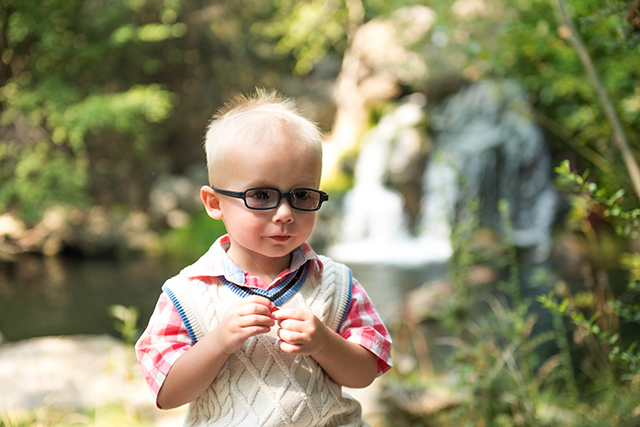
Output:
[
  {"xmin": 425, "ymin": 80, "xmax": 558, "ymax": 262},
  {"xmin": 0, "ymin": 207, "xmax": 158, "ymax": 258},
  {"xmin": 323, "ymin": 5, "xmax": 436, "ymax": 182}
]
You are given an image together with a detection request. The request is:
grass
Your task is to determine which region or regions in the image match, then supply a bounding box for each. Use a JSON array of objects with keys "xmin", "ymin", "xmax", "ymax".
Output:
[{"xmin": 0, "ymin": 404, "xmax": 154, "ymax": 427}]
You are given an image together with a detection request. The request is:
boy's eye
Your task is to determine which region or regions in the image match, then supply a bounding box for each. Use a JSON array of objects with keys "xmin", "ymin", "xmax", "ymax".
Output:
[
  {"xmin": 247, "ymin": 189, "xmax": 274, "ymax": 201},
  {"xmin": 250, "ymin": 190, "xmax": 273, "ymax": 200},
  {"xmin": 246, "ymin": 189, "xmax": 277, "ymax": 207},
  {"xmin": 292, "ymin": 190, "xmax": 311, "ymax": 201},
  {"xmin": 291, "ymin": 190, "xmax": 321, "ymax": 209}
]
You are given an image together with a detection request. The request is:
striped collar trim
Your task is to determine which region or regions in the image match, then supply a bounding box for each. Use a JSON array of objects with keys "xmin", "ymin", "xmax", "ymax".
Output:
[{"xmin": 221, "ymin": 262, "xmax": 310, "ymax": 307}]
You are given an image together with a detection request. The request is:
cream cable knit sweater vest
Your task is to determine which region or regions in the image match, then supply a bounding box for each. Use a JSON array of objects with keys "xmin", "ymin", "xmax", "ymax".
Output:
[{"xmin": 163, "ymin": 255, "xmax": 367, "ymax": 427}]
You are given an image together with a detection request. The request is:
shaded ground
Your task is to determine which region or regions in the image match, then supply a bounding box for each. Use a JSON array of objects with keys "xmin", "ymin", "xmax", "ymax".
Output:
[
  {"xmin": 0, "ymin": 335, "xmax": 387, "ymax": 426},
  {"xmin": 0, "ymin": 336, "xmax": 186, "ymax": 426}
]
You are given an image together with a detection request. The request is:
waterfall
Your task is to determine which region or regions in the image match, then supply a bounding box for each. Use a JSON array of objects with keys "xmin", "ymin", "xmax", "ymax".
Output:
[
  {"xmin": 327, "ymin": 80, "xmax": 557, "ymax": 266},
  {"xmin": 327, "ymin": 94, "xmax": 453, "ymax": 265}
]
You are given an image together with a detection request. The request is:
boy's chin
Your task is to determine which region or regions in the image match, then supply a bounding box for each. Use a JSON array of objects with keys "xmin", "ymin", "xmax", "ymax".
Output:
[
  {"xmin": 263, "ymin": 242, "xmax": 302, "ymax": 258},
  {"xmin": 265, "ymin": 246, "xmax": 296, "ymax": 258}
]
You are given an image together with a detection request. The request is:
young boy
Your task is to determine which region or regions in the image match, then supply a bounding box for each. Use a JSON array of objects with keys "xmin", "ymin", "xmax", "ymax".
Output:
[{"xmin": 135, "ymin": 89, "xmax": 392, "ymax": 426}]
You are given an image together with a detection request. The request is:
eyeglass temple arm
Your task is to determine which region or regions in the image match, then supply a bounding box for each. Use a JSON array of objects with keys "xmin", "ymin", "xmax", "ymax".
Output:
[{"xmin": 209, "ymin": 186, "xmax": 245, "ymax": 198}]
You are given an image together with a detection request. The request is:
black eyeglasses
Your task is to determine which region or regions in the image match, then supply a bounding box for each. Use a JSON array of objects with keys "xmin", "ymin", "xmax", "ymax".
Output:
[{"xmin": 210, "ymin": 186, "xmax": 329, "ymax": 211}]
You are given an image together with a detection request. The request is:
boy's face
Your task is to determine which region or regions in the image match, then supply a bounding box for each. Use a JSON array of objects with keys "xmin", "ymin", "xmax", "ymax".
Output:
[{"xmin": 207, "ymin": 136, "xmax": 322, "ymax": 273}]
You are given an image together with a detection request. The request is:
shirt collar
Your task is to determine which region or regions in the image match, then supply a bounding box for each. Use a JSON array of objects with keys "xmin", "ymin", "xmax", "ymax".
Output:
[{"xmin": 179, "ymin": 234, "xmax": 323, "ymax": 287}]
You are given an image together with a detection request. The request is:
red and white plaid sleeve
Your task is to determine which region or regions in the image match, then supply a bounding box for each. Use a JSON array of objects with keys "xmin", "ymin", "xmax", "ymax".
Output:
[
  {"xmin": 339, "ymin": 278, "xmax": 393, "ymax": 375},
  {"xmin": 135, "ymin": 293, "xmax": 193, "ymax": 403}
]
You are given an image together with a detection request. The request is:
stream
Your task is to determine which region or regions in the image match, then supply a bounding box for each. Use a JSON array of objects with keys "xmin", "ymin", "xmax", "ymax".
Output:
[
  {"xmin": 0, "ymin": 253, "xmax": 445, "ymax": 342},
  {"xmin": 0, "ymin": 254, "xmax": 175, "ymax": 342}
]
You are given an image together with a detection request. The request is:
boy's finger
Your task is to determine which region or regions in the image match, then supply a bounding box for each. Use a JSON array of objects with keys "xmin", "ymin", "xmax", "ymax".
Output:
[
  {"xmin": 271, "ymin": 308, "xmax": 301, "ymax": 321},
  {"xmin": 278, "ymin": 340, "xmax": 302, "ymax": 354},
  {"xmin": 243, "ymin": 295, "xmax": 275, "ymax": 308},
  {"xmin": 241, "ymin": 314, "xmax": 276, "ymax": 328},
  {"xmin": 272, "ymin": 309, "xmax": 313, "ymax": 326},
  {"xmin": 277, "ymin": 327, "xmax": 304, "ymax": 343},
  {"xmin": 245, "ymin": 325, "xmax": 272, "ymax": 337},
  {"xmin": 276, "ymin": 318, "xmax": 306, "ymax": 333}
]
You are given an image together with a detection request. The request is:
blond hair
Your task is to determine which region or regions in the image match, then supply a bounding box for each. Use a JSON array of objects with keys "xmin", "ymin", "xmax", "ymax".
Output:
[{"xmin": 204, "ymin": 88, "xmax": 323, "ymax": 185}]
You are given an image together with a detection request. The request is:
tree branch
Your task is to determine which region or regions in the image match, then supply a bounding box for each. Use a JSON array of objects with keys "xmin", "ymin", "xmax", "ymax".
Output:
[{"xmin": 553, "ymin": 0, "xmax": 640, "ymax": 201}]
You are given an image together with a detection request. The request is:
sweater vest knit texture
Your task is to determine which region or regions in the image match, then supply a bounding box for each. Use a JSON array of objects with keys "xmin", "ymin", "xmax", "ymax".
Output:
[{"xmin": 163, "ymin": 255, "xmax": 368, "ymax": 427}]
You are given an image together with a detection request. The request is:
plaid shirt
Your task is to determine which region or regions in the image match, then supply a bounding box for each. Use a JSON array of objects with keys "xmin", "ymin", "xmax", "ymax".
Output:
[{"xmin": 135, "ymin": 235, "xmax": 393, "ymax": 400}]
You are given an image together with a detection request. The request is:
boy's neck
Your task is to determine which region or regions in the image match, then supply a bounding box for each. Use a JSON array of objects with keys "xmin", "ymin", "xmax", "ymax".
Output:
[{"xmin": 226, "ymin": 247, "xmax": 292, "ymax": 286}]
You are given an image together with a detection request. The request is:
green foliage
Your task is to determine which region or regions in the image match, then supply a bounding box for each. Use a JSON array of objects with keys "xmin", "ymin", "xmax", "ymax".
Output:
[
  {"xmin": 0, "ymin": 0, "xmax": 180, "ymax": 222},
  {"xmin": 555, "ymin": 160, "xmax": 640, "ymax": 239},
  {"xmin": 406, "ymin": 4, "xmax": 640, "ymax": 334},
  {"xmin": 531, "ymin": 159, "xmax": 640, "ymax": 389},
  {"xmin": 255, "ymin": 0, "xmax": 349, "ymax": 75},
  {"xmin": 107, "ymin": 304, "xmax": 140, "ymax": 346},
  {"xmin": 0, "ymin": 404, "xmax": 153, "ymax": 427},
  {"xmin": 394, "ymin": 149, "xmax": 639, "ymax": 424},
  {"xmin": 154, "ymin": 210, "xmax": 227, "ymax": 266},
  {"xmin": 0, "ymin": 141, "xmax": 89, "ymax": 222},
  {"xmin": 254, "ymin": 0, "xmax": 425, "ymax": 75},
  {"xmin": 421, "ymin": 0, "xmax": 639, "ymax": 206},
  {"xmin": 417, "ymin": 195, "xmax": 640, "ymax": 425},
  {"xmin": 2, "ymin": 0, "xmax": 356, "ymax": 227},
  {"xmin": 494, "ymin": 0, "xmax": 639, "ymax": 197},
  {"xmin": 429, "ymin": 200, "xmax": 568, "ymax": 425}
]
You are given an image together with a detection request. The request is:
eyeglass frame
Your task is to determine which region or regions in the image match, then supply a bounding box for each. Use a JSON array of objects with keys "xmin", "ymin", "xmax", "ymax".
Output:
[{"xmin": 209, "ymin": 186, "xmax": 329, "ymax": 211}]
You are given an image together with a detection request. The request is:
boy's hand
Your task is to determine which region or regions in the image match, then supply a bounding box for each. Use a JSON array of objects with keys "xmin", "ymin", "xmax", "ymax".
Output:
[
  {"xmin": 217, "ymin": 296, "xmax": 276, "ymax": 355},
  {"xmin": 272, "ymin": 309, "xmax": 329, "ymax": 356}
]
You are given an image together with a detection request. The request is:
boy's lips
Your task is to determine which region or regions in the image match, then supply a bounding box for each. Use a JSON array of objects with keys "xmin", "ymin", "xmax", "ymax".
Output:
[{"xmin": 269, "ymin": 235, "xmax": 292, "ymax": 243}]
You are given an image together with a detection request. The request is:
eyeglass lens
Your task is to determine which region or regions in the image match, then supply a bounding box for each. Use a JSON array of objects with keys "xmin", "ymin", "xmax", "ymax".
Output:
[{"xmin": 245, "ymin": 188, "xmax": 322, "ymax": 210}]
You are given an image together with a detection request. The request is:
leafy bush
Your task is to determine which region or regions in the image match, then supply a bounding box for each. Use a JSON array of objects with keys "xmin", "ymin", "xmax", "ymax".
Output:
[
  {"xmin": 153, "ymin": 209, "xmax": 227, "ymax": 266},
  {"xmin": 399, "ymin": 192, "xmax": 640, "ymax": 426}
]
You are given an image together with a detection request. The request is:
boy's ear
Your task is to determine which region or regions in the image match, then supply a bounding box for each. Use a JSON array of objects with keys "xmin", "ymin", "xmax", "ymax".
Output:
[{"xmin": 201, "ymin": 186, "xmax": 224, "ymax": 220}]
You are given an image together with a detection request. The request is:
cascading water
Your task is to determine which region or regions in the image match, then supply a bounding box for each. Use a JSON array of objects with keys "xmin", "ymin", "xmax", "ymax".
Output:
[
  {"xmin": 327, "ymin": 93, "xmax": 453, "ymax": 265},
  {"xmin": 327, "ymin": 80, "xmax": 557, "ymax": 266}
]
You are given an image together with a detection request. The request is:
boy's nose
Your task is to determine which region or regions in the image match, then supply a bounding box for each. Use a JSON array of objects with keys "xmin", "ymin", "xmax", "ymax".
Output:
[{"xmin": 272, "ymin": 198, "xmax": 294, "ymax": 223}]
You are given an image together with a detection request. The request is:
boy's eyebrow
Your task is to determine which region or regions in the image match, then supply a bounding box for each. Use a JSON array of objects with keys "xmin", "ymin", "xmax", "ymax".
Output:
[
  {"xmin": 236, "ymin": 185, "xmax": 321, "ymax": 192},
  {"xmin": 239, "ymin": 180, "xmax": 321, "ymax": 190}
]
